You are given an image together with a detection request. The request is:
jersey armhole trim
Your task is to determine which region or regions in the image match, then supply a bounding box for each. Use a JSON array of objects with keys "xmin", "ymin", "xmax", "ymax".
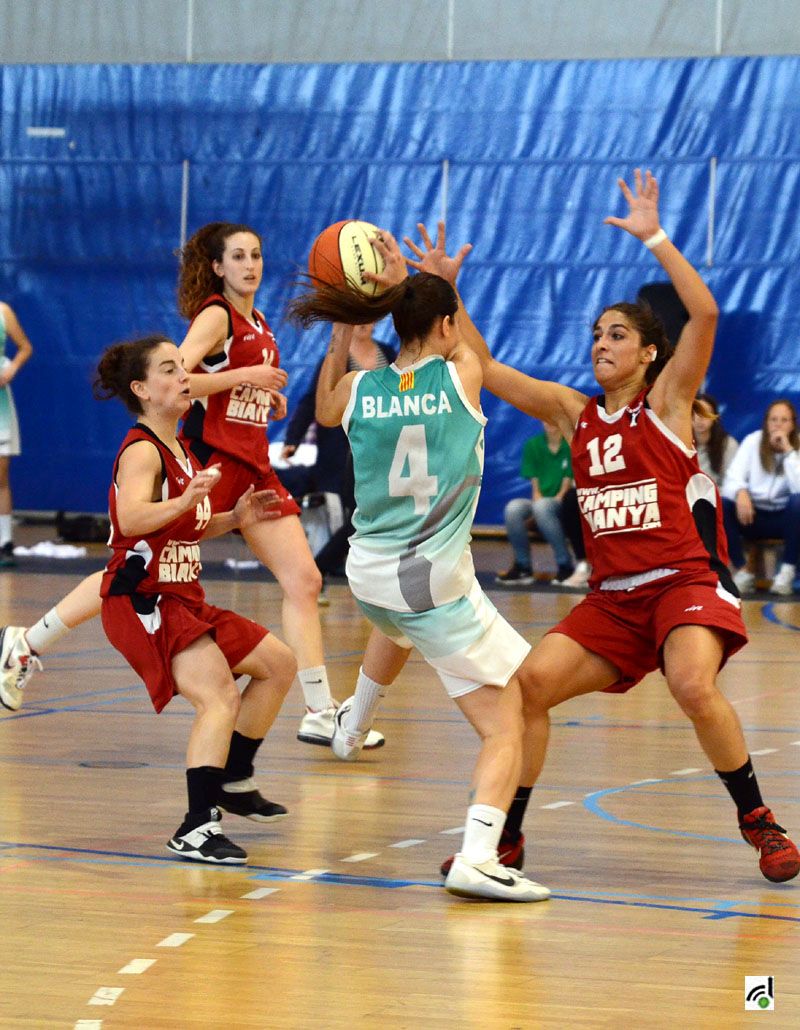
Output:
[
  {"xmin": 341, "ymin": 370, "xmax": 366, "ymax": 435},
  {"xmin": 445, "ymin": 362, "xmax": 487, "ymax": 427}
]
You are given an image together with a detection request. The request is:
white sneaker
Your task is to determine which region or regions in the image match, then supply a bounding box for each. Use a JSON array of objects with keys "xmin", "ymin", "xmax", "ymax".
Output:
[
  {"xmin": 733, "ymin": 568, "xmax": 756, "ymax": 595},
  {"xmin": 298, "ymin": 703, "xmax": 385, "ymax": 750},
  {"xmin": 444, "ymin": 853, "xmax": 550, "ymax": 902},
  {"xmin": 331, "ymin": 697, "xmax": 368, "ymax": 761},
  {"xmin": 0, "ymin": 626, "xmax": 42, "ymax": 711},
  {"xmin": 556, "ymin": 560, "xmax": 591, "ymax": 590},
  {"xmin": 770, "ymin": 563, "xmax": 796, "ymax": 596}
]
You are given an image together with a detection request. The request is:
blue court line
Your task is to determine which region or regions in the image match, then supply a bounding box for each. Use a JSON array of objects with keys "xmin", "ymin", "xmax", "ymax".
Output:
[
  {"xmin": 762, "ymin": 603, "xmax": 800, "ymax": 633},
  {"xmin": 3, "ymin": 841, "xmax": 797, "ymax": 923},
  {"xmin": 584, "ymin": 773, "xmax": 800, "ymax": 844}
]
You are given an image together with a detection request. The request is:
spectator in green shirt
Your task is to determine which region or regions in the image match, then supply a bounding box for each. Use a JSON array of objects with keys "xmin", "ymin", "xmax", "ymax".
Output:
[{"xmin": 496, "ymin": 423, "xmax": 583, "ymax": 585}]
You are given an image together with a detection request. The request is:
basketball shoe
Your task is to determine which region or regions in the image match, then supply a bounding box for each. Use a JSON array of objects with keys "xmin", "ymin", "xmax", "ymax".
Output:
[
  {"xmin": 166, "ymin": 807, "xmax": 247, "ymax": 864},
  {"xmin": 331, "ymin": 697, "xmax": 369, "ymax": 761},
  {"xmin": 0, "ymin": 626, "xmax": 42, "ymax": 711},
  {"xmin": 495, "ymin": 563, "xmax": 534, "ymax": 586},
  {"xmin": 739, "ymin": 806, "xmax": 800, "ymax": 882},
  {"xmin": 217, "ymin": 778, "xmax": 288, "ymax": 822},
  {"xmin": 440, "ymin": 829, "xmax": 525, "ymax": 877},
  {"xmin": 298, "ymin": 702, "xmax": 385, "ymax": 749},
  {"xmin": 444, "ymin": 854, "xmax": 550, "ymax": 902}
]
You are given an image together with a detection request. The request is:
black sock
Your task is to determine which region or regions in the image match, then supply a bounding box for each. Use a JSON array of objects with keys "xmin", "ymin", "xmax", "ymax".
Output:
[
  {"xmin": 504, "ymin": 786, "xmax": 532, "ymax": 839},
  {"xmin": 715, "ymin": 757, "xmax": 764, "ymax": 818},
  {"xmin": 185, "ymin": 766, "xmax": 225, "ymax": 818},
  {"xmin": 223, "ymin": 731, "xmax": 263, "ymax": 784}
]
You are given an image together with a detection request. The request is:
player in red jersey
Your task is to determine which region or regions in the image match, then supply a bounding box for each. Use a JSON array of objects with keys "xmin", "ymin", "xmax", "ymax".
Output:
[
  {"xmin": 2, "ymin": 223, "xmax": 385, "ymax": 750},
  {"xmin": 413, "ymin": 177, "xmax": 798, "ymax": 884},
  {"xmin": 95, "ymin": 334, "xmax": 296, "ymax": 864},
  {"xmin": 176, "ymin": 222, "xmax": 384, "ymax": 749}
]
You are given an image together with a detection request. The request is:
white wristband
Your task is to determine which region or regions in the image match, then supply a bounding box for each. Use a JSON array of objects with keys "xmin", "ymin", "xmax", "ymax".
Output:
[{"xmin": 643, "ymin": 228, "xmax": 668, "ymax": 250}]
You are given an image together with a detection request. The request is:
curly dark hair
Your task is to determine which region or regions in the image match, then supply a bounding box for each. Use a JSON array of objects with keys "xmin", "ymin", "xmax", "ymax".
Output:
[
  {"xmin": 93, "ymin": 335, "xmax": 172, "ymax": 414},
  {"xmin": 176, "ymin": 222, "xmax": 262, "ymax": 319}
]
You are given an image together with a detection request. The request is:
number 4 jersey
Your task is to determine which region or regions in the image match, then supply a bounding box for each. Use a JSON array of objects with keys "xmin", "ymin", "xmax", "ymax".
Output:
[
  {"xmin": 571, "ymin": 390, "xmax": 734, "ymax": 588},
  {"xmin": 343, "ymin": 355, "xmax": 486, "ymax": 613}
]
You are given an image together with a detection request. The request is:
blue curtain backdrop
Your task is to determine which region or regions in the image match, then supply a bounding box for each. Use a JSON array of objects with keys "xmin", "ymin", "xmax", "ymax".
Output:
[{"xmin": 2, "ymin": 57, "xmax": 799, "ymax": 519}]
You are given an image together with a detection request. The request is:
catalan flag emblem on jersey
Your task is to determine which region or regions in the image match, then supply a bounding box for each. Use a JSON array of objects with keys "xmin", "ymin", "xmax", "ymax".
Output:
[{"xmin": 398, "ymin": 370, "xmax": 415, "ymax": 392}]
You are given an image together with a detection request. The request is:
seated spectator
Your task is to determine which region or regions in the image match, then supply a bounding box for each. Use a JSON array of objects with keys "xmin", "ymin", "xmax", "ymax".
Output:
[
  {"xmin": 721, "ymin": 398, "xmax": 800, "ymax": 595},
  {"xmin": 277, "ymin": 322, "xmax": 395, "ymax": 578},
  {"xmin": 496, "ymin": 422, "xmax": 578, "ymax": 585},
  {"xmin": 692, "ymin": 392, "xmax": 739, "ymax": 487}
]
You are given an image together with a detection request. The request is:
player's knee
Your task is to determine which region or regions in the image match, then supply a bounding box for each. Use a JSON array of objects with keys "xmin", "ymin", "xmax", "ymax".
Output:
[{"xmin": 669, "ymin": 675, "xmax": 718, "ymax": 720}]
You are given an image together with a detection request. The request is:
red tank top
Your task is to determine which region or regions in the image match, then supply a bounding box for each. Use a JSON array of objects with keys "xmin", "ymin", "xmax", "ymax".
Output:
[
  {"xmin": 101, "ymin": 424, "xmax": 210, "ymax": 603},
  {"xmin": 571, "ymin": 390, "xmax": 732, "ymax": 587},
  {"xmin": 180, "ymin": 293, "xmax": 280, "ymax": 472}
]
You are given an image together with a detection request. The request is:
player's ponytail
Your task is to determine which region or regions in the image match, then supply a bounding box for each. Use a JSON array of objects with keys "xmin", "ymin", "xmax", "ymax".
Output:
[
  {"xmin": 93, "ymin": 335, "xmax": 172, "ymax": 414},
  {"xmin": 288, "ymin": 272, "xmax": 458, "ymax": 347},
  {"xmin": 177, "ymin": 222, "xmax": 262, "ymax": 319}
]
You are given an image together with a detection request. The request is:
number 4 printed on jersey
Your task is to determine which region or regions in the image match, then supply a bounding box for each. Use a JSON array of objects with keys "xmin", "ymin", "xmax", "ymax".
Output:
[
  {"xmin": 389, "ymin": 424, "xmax": 438, "ymax": 514},
  {"xmin": 587, "ymin": 433, "xmax": 627, "ymax": 476}
]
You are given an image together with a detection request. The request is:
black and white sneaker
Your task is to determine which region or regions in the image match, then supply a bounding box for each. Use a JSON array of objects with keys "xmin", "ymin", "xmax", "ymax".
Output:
[
  {"xmin": 444, "ymin": 854, "xmax": 550, "ymax": 901},
  {"xmin": 217, "ymin": 778, "xmax": 288, "ymax": 823},
  {"xmin": 166, "ymin": 806, "xmax": 247, "ymax": 864}
]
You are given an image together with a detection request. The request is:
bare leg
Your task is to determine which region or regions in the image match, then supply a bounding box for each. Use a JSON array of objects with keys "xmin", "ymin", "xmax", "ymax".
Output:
[
  {"xmin": 173, "ymin": 635, "xmax": 241, "ymax": 768},
  {"xmin": 662, "ymin": 625, "xmax": 747, "ymax": 770},
  {"xmin": 455, "ymin": 677, "xmax": 524, "ymax": 813},
  {"xmin": 232, "ymin": 634, "xmax": 297, "ymax": 740}
]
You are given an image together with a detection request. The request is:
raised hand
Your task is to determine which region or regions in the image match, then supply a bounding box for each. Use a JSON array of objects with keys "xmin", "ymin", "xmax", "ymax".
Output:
[
  {"xmin": 604, "ymin": 168, "xmax": 661, "ymax": 242},
  {"xmin": 363, "ymin": 229, "xmax": 409, "ymax": 289},
  {"xmin": 404, "ymin": 221, "xmax": 472, "ymax": 285}
]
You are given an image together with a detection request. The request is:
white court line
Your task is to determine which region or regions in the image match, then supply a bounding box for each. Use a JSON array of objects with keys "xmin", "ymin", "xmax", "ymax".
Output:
[
  {"xmin": 791, "ymin": 741, "xmax": 800, "ymax": 747},
  {"xmin": 630, "ymin": 778, "xmax": 660, "ymax": 785},
  {"xmin": 157, "ymin": 933, "xmax": 194, "ymax": 948},
  {"xmin": 341, "ymin": 853, "xmax": 379, "ymax": 863},
  {"xmin": 541, "ymin": 801, "xmax": 575, "ymax": 809},
  {"xmin": 440, "ymin": 826, "xmax": 465, "ymax": 835},
  {"xmin": 117, "ymin": 959, "xmax": 156, "ymax": 975},
  {"xmin": 87, "ymin": 987, "xmax": 124, "ymax": 1006},
  {"xmin": 75, "ymin": 1022, "xmax": 103, "ymax": 1029},
  {"xmin": 291, "ymin": 868, "xmax": 330, "ymax": 880},
  {"xmin": 241, "ymin": 887, "xmax": 280, "ymax": 899},
  {"xmin": 195, "ymin": 909, "xmax": 234, "ymax": 924},
  {"xmin": 670, "ymin": 768, "xmax": 702, "ymax": 776},
  {"xmin": 390, "ymin": 839, "xmax": 426, "ymax": 848},
  {"xmin": 750, "ymin": 748, "xmax": 778, "ymax": 756}
]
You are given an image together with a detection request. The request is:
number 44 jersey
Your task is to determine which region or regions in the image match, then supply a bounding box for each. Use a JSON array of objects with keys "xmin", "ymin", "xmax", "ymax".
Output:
[{"xmin": 342, "ymin": 355, "xmax": 486, "ymax": 613}]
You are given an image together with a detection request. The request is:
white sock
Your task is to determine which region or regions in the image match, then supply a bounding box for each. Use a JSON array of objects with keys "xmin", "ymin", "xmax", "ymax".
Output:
[
  {"xmin": 347, "ymin": 667, "xmax": 387, "ymax": 732},
  {"xmin": 0, "ymin": 514, "xmax": 12, "ymax": 546},
  {"xmin": 298, "ymin": 665, "xmax": 333, "ymax": 712},
  {"xmin": 460, "ymin": 804, "xmax": 505, "ymax": 864},
  {"xmin": 26, "ymin": 607, "xmax": 70, "ymax": 655}
]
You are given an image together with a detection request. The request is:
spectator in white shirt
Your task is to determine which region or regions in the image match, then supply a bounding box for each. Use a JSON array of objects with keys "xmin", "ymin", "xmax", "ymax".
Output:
[{"xmin": 721, "ymin": 399, "xmax": 800, "ymax": 595}]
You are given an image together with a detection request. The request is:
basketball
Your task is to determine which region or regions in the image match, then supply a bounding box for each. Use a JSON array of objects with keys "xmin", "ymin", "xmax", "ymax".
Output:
[{"xmin": 308, "ymin": 219, "xmax": 386, "ymax": 296}]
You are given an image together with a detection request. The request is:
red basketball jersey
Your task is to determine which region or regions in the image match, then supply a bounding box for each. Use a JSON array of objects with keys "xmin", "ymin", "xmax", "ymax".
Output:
[
  {"xmin": 180, "ymin": 293, "xmax": 280, "ymax": 473},
  {"xmin": 571, "ymin": 390, "xmax": 732, "ymax": 587},
  {"xmin": 101, "ymin": 424, "xmax": 210, "ymax": 604}
]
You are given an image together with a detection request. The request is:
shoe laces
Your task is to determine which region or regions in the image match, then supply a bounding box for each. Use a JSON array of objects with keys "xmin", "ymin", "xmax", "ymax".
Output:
[
  {"xmin": 743, "ymin": 811, "xmax": 789, "ymax": 855},
  {"xmin": 17, "ymin": 655, "xmax": 42, "ymax": 690}
]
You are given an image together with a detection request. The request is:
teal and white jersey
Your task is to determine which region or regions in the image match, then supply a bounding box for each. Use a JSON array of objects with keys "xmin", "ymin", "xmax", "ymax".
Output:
[
  {"xmin": 0, "ymin": 307, "xmax": 20, "ymax": 455},
  {"xmin": 342, "ymin": 354, "xmax": 486, "ymax": 612}
]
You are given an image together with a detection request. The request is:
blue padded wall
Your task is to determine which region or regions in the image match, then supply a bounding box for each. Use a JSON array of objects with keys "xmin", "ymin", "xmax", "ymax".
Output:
[{"xmin": 1, "ymin": 57, "xmax": 799, "ymax": 519}]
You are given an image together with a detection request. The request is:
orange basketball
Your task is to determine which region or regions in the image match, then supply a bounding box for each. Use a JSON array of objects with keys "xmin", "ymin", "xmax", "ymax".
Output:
[{"xmin": 308, "ymin": 219, "xmax": 386, "ymax": 297}]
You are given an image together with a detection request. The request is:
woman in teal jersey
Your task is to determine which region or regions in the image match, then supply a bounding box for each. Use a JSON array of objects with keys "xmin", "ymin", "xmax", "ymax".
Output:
[
  {"xmin": 288, "ymin": 233, "xmax": 549, "ymax": 903},
  {"xmin": 0, "ymin": 302, "xmax": 33, "ymax": 566}
]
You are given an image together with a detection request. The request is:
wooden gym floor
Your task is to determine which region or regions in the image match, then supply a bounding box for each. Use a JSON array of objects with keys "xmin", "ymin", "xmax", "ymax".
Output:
[{"xmin": 1, "ymin": 532, "xmax": 798, "ymax": 1029}]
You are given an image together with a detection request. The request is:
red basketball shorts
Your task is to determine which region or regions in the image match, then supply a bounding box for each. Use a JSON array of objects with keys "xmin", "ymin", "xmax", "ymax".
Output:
[
  {"xmin": 547, "ymin": 567, "xmax": 748, "ymax": 693},
  {"xmin": 102, "ymin": 592, "xmax": 268, "ymax": 713}
]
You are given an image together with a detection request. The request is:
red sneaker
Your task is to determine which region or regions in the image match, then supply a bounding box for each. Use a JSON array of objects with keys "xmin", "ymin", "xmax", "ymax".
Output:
[
  {"xmin": 440, "ymin": 831, "xmax": 525, "ymax": 878},
  {"xmin": 739, "ymin": 806, "xmax": 800, "ymax": 883}
]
